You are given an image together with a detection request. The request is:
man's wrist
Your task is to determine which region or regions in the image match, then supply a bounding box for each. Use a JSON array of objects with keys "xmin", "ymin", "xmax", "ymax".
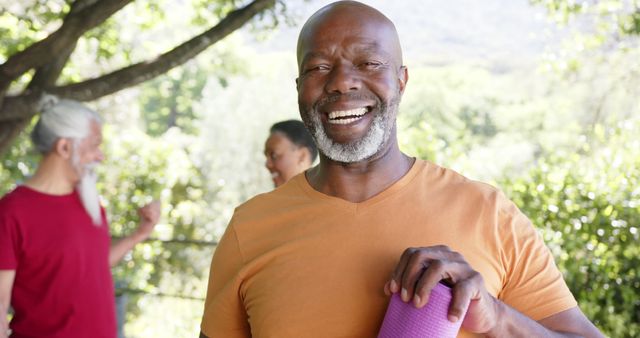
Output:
[
  {"xmin": 484, "ymin": 296, "xmax": 505, "ymax": 338},
  {"xmin": 131, "ymin": 230, "xmax": 148, "ymax": 243}
]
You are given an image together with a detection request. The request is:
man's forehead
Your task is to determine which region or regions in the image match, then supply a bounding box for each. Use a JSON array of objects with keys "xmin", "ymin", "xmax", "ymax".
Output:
[
  {"xmin": 88, "ymin": 120, "xmax": 103, "ymax": 140},
  {"xmin": 297, "ymin": 1, "xmax": 402, "ymax": 66},
  {"xmin": 300, "ymin": 40, "xmax": 392, "ymax": 63}
]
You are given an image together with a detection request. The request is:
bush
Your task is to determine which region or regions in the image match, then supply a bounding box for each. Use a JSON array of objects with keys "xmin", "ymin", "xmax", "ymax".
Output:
[{"xmin": 500, "ymin": 121, "xmax": 640, "ymax": 337}]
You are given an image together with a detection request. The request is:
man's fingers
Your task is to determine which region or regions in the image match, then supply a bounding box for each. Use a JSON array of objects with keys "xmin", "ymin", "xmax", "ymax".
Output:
[
  {"xmin": 391, "ymin": 246, "xmax": 455, "ymax": 300},
  {"xmin": 144, "ymin": 200, "xmax": 161, "ymax": 220},
  {"xmin": 138, "ymin": 200, "xmax": 161, "ymax": 221},
  {"xmin": 400, "ymin": 250, "xmax": 434, "ymax": 303},
  {"xmin": 383, "ymin": 281, "xmax": 391, "ymax": 296},
  {"xmin": 412, "ymin": 259, "xmax": 449, "ymax": 307},
  {"xmin": 390, "ymin": 247, "xmax": 416, "ymax": 294},
  {"xmin": 449, "ymin": 281, "xmax": 474, "ymax": 322}
]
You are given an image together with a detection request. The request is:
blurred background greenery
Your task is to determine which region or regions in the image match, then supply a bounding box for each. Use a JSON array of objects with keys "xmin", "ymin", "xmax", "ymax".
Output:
[{"xmin": 1, "ymin": 0, "xmax": 638, "ymax": 337}]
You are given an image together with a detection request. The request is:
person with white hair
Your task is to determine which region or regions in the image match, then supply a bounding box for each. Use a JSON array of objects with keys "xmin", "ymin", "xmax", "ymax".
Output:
[{"xmin": 0, "ymin": 99, "xmax": 160, "ymax": 338}]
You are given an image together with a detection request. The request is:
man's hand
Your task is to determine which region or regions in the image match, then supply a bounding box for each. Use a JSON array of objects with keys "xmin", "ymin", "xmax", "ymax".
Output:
[
  {"xmin": 1, "ymin": 319, "xmax": 7, "ymax": 338},
  {"xmin": 133, "ymin": 200, "xmax": 161, "ymax": 241},
  {"xmin": 109, "ymin": 200, "xmax": 161, "ymax": 267},
  {"xmin": 0, "ymin": 270, "xmax": 15, "ymax": 338},
  {"xmin": 1, "ymin": 314, "xmax": 7, "ymax": 338},
  {"xmin": 383, "ymin": 245, "xmax": 498, "ymax": 334},
  {"xmin": 383, "ymin": 246, "xmax": 605, "ymax": 337}
]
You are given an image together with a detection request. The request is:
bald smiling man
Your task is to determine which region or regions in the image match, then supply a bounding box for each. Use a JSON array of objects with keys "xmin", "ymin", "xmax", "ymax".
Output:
[{"xmin": 199, "ymin": 2, "xmax": 603, "ymax": 337}]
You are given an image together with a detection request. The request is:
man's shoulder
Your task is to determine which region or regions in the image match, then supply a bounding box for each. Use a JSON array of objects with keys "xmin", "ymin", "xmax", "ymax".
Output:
[
  {"xmin": 420, "ymin": 160, "xmax": 504, "ymax": 203},
  {"xmin": 234, "ymin": 175, "xmax": 311, "ymax": 217},
  {"xmin": 0, "ymin": 185, "xmax": 29, "ymax": 210},
  {"xmin": 226, "ymin": 176, "xmax": 314, "ymax": 238}
]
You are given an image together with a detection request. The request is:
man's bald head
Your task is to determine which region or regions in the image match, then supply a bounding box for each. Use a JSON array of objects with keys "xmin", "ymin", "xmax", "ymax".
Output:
[
  {"xmin": 295, "ymin": 1, "xmax": 409, "ymax": 164},
  {"xmin": 296, "ymin": 1, "xmax": 404, "ymax": 72}
]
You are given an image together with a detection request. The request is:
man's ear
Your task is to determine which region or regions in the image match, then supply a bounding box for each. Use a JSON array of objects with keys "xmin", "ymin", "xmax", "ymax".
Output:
[
  {"xmin": 398, "ymin": 66, "xmax": 408, "ymax": 94},
  {"xmin": 54, "ymin": 138, "xmax": 73, "ymax": 160}
]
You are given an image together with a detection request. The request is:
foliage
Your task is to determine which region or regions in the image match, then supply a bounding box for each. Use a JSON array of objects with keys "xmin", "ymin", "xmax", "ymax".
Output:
[
  {"xmin": 0, "ymin": 1, "xmax": 69, "ymax": 60},
  {"xmin": 193, "ymin": 52, "xmax": 298, "ymax": 228},
  {"xmin": 526, "ymin": 4, "xmax": 640, "ymax": 333},
  {"xmin": 137, "ymin": 37, "xmax": 247, "ymax": 136},
  {"xmin": 100, "ymin": 126, "xmax": 215, "ymax": 324},
  {"xmin": 500, "ymin": 120, "xmax": 640, "ymax": 337},
  {"xmin": 531, "ymin": 0, "xmax": 640, "ymax": 37},
  {"xmin": 531, "ymin": 0, "xmax": 640, "ymax": 76},
  {"xmin": 398, "ymin": 64, "xmax": 585, "ymax": 181},
  {"xmin": 0, "ymin": 0, "xmax": 277, "ymax": 84},
  {"xmin": 0, "ymin": 118, "xmax": 39, "ymax": 192},
  {"xmin": 398, "ymin": 66, "xmax": 510, "ymax": 168},
  {"xmin": 0, "ymin": 0, "xmax": 284, "ymax": 156},
  {"xmin": 138, "ymin": 63, "xmax": 209, "ymax": 136},
  {"xmin": 399, "ymin": 63, "xmax": 639, "ymax": 336}
]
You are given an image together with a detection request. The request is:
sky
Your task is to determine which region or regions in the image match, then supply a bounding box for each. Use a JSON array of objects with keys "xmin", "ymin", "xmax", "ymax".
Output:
[{"xmin": 248, "ymin": 0, "xmax": 563, "ymax": 69}]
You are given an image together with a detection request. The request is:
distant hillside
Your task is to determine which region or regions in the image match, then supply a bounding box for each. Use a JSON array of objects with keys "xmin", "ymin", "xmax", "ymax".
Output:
[{"xmin": 245, "ymin": 0, "xmax": 563, "ymax": 71}]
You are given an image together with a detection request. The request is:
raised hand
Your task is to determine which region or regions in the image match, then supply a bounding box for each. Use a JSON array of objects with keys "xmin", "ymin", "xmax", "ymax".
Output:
[{"xmin": 134, "ymin": 200, "xmax": 161, "ymax": 241}]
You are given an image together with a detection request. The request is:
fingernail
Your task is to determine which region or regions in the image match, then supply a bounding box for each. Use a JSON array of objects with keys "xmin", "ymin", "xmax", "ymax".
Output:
[
  {"xmin": 401, "ymin": 288, "xmax": 408, "ymax": 302},
  {"xmin": 448, "ymin": 315, "xmax": 459, "ymax": 322},
  {"xmin": 413, "ymin": 295, "xmax": 421, "ymax": 308},
  {"xmin": 390, "ymin": 279, "xmax": 398, "ymax": 293}
]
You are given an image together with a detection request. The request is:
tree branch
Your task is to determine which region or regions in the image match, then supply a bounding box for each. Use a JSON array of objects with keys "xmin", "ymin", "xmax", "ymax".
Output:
[
  {"xmin": 0, "ymin": 91, "xmax": 47, "ymax": 152},
  {"xmin": 27, "ymin": 42, "xmax": 78, "ymax": 90},
  {"xmin": 49, "ymin": 0, "xmax": 276, "ymax": 101},
  {"xmin": 0, "ymin": 0, "xmax": 132, "ymax": 94},
  {"xmin": 26, "ymin": 0, "xmax": 98, "ymax": 90}
]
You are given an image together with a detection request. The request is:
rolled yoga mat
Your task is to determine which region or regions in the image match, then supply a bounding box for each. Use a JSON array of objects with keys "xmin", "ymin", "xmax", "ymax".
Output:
[{"xmin": 378, "ymin": 282, "xmax": 465, "ymax": 338}]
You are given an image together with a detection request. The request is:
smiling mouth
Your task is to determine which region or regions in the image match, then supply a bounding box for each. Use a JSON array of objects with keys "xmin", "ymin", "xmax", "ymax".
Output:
[{"xmin": 327, "ymin": 107, "xmax": 369, "ymax": 125}]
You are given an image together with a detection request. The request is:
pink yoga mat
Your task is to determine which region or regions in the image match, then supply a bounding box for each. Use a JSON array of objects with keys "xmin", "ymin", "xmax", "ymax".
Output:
[{"xmin": 378, "ymin": 282, "xmax": 465, "ymax": 338}]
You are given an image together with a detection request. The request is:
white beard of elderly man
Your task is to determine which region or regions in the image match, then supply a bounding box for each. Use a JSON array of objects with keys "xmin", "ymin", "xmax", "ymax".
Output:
[{"xmin": 0, "ymin": 99, "xmax": 161, "ymax": 338}]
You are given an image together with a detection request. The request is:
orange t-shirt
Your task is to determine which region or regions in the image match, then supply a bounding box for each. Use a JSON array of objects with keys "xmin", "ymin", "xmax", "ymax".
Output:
[{"xmin": 201, "ymin": 160, "xmax": 577, "ymax": 337}]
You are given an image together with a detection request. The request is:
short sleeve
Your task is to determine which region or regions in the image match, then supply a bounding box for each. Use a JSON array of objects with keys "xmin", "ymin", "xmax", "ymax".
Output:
[
  {"xmin": 200, "ymin": 216, "xmax": 251, "ymax": 337},
  {"xmin": 0, "ymin": 201, "xmax": 20, "ymax": 270},
  {"xmin": 497, "ymin": 194, "xmax": 577, "ymax": 320}
]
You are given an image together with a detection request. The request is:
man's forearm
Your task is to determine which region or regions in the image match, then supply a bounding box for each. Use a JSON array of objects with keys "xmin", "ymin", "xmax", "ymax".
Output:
[
  {"xmin": 0, "ymin": 270, "xmax": 15, "ymax": 338},
  {"xmin": 0, "ymin": 303, "xmax": 8, "ymax": 338},
  {"xmin": 486, "ymin": 300, "xmax": 599, "ymax": 338},
  {"xmin": 109, "ymin": 232, "xmax": 146, "ymax": 267}
]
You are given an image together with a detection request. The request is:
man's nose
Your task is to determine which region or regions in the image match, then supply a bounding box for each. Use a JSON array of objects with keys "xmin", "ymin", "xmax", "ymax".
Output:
[{"xmin": 325, "ymin": 64, "xmax": 361, "ymax": 94}]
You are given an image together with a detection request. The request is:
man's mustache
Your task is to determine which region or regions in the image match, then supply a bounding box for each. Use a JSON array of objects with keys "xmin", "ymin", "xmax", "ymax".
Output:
[{"xmin": 313, "ymin": 92, "xmax": 380, "ymax": 111}]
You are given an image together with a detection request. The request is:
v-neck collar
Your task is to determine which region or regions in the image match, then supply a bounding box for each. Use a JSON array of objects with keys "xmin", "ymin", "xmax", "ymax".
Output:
[{"xmin": 294, "ymin": 159, "xmax": 428, "ymax": 212}]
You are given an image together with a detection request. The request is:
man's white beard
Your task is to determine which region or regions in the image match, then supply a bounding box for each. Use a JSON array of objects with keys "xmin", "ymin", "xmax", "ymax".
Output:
[
  {"xmin": 302, "ymin": 96, "xmax": 399, "ymax": 163},
  {"xmin": 77, "ymin": 164, "xmax": 102, "ymax": 226}
]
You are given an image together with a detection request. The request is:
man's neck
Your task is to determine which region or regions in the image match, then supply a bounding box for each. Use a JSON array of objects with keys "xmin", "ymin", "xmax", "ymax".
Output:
[
  {"xmin": 306, "ymin": 142, "xmax": 414, "ymax": 203},
  {"xmin": 25, "ymin": 155, "xmax": 75, "ymax": 195}
]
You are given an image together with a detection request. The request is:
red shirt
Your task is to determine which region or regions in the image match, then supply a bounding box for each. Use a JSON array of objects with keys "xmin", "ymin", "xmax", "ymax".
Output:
[{"xmin": 0, "ymin": 186, "xmax": 116, "ymax": 338}]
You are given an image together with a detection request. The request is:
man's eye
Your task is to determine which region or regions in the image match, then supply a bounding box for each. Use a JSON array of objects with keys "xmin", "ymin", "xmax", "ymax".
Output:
[
  {"xmin": 360, "ymin": 61, "xmax": 382, "ymax": 69},
  {"xmin": 305, "ymin": 65, "xmax": 330, "ymax": 73}
]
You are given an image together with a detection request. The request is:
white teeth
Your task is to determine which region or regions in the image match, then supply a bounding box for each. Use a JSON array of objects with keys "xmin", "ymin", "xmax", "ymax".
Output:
[
  {"xmin": 330, "ymin": 117, "xmax": 362, "ymax": 125},
  {"xmin": 271, "ymin": 172, "xmax": 279, "ymax": 179},
  {"xmin": 328, "ymin": 108, "xmax": 367, "ymax": 120}
]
